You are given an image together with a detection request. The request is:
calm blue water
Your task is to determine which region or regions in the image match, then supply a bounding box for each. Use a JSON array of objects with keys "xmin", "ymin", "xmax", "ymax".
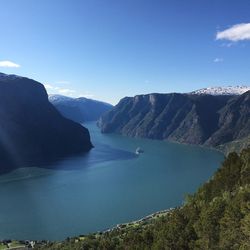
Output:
[{"xmin": 0, "ymin": 122, "xmax": 224, "ymax": 240}]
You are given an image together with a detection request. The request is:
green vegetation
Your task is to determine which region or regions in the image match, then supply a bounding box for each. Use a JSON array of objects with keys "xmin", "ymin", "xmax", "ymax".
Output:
[
  {"xmin": 0, "ymin": 244, "xmax": 6, "ymax": 250},
  {"xmin": 0, "ymin": 241, "xmax": 26, "ymax": 250},
  {"xmin": 36, "ymin": 148, "xmax": 250, "ymax": 250}
]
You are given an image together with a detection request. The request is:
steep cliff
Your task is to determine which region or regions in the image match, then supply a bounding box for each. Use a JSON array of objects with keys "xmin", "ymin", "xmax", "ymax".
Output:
[
  {"xmin": 0, "ymin": 73, "xmax": 93, "ymax": 173},
  {"xmin": 98, "ymin": 92, "xmax": 250, "ymax": 152}
]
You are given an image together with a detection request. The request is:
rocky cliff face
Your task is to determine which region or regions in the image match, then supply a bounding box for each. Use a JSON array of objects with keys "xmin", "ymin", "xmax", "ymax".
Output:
[
  {"xmin": 0, "ymin": 73, "xmax": 93, "ymax": 173},
  {"xmin": 49, "ymin": 95, "xmax": 113, "ymax": 123},
  {"xmin": 98, "ymin": 92, "xmax": 250, "ymax": 151},
  {"xmin": 205, "ymin": 91, "xmax": 250, "ymax": 146}
]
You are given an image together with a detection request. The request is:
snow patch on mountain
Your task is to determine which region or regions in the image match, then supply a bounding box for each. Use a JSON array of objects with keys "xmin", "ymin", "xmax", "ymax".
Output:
[
  {"xmin": 191, "ymin": 86, "xmax": 250, "ymax": 95},
  {"xmin": 49, "ymin": 94, "xmax": 112, "ymax": 106},
  {"xmin": 48, "ymin": 94, "xmax": 74, "ymax": 103}
]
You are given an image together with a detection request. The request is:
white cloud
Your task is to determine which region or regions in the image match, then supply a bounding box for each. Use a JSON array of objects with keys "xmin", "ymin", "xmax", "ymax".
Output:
[
  {"xmin": 213, "ymin": 58, "xmax": 223, "ymax": 63},
  {"xmin": 216, "ymin": 23, "xmax": 250, "ymax": 41},
  {"xmin": 55, "ymin": 80, "xmax": 70, "ymax": 85},
  {"xmin": 44, "ymin": 84, "xmax": 54, "ymax": 90},
  {"xmin": 0, "ymin": 60, "xmax": 20, "ymax": 68},
  {"xmin": 221, "ymin": 42, "xmax": 234, "ymax": 48},
  {"xmin": 58, "ymin": 88, "xmax": 75, "ymax": 95},
  {"xmin": 44, "ymin": 82, "xmax": 94, "ymax": 98},
  {"xmin": 78, "ymin": 92, "xmax": 95, "ymax": 99},
  {"xmin": 44, "ymin": 83, "xmax": 76, "ymax": 97}
]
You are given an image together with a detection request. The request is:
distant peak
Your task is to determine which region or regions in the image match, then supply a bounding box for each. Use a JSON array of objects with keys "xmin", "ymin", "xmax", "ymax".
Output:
[
  {"xmin": 48, "ymin": 94, "xmax": 74, "ymax": 103},
  {"xmin": 190, "ymin": 85, "xmax": 250, "ymax": 96},
  {"xmin": 49, "ymin": 94, "xmax": 113, "ymax": 106}
]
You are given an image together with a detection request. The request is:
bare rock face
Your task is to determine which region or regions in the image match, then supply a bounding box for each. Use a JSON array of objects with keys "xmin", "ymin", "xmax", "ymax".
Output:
[
  {"xmin": 0, "ymin": 73, "xmax": 93, "ymax": 173},
  {"xmin": 205, "ymin": 91, "xmax": 250, "ymax": 146},
  {"xmin": 98, "ymin": 91, "xmax": 250, "ymax": 151}
]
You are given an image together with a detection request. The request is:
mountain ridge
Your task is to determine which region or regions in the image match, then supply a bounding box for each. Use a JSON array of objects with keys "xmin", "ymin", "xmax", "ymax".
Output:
[
  {"xmin": 98, "ymin": 91, "xmax": 250, "ymax": 153},
  {"xmin": 49, "ymin": 94, "xmax": 113, "ymax": 123},
  {"xmin": 190, "ymin": 85, "xmax": 250, "ymax": 95}
]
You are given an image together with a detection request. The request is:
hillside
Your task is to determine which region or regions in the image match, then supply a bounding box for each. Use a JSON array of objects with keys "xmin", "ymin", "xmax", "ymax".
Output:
[
  {"xmin": 36, "ymin": 148, "xmax": 250, "ymax": 249},
  {"xmin": 0, "ymin": 73, "xmax": 93, "ymax": 174},
  {"xmin": 49, "ymin": 95, "xmax": 113, "ymax": 123},
  {"xmin": 98, "ymin": 92, "xmax": 250, "ymax": 153}
]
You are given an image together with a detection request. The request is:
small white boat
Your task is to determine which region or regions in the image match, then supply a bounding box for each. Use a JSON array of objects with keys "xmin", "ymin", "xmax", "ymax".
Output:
[{"xmin": 135, "ymin": 147, "xmax": 144, "ymax": 155}]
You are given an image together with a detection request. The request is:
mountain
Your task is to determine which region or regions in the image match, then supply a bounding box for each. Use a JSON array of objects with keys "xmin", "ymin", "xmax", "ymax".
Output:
[
  {"xmin": 49, "ymin": 94, "xmax": 113, "ymax": 123},
  {"xmin": 205, "ymin": 91, "xmax": 250, "ymax": 146},
  {"xmin": 190, "ymin": 85, "xmax": 250, "ymax": 95},
  {"xmin": 37, "ymin": 148, "xmax": 250, "ymax": 249},
  {"xmin": 98, "ymin": 91, "xmax": 250, "ymax": 153},
  {"xmin": 0, "ymin": 73, "xmax": 93, "ymax": 174}
]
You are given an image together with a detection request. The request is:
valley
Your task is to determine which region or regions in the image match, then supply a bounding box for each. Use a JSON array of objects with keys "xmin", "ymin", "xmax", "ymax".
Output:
[{"xmin": 0, "ymin": 122, "xmax": 223, "ymax": 240}]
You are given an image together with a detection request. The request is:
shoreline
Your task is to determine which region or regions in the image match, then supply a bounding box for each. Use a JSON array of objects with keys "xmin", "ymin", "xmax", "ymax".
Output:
[
  {"xmin": 103, "ymin": 207, "xmax": 174, "ymax": 233},
  {"xmin": 0, "ymin": 208, "xmax": 175, "ymax": 249}
]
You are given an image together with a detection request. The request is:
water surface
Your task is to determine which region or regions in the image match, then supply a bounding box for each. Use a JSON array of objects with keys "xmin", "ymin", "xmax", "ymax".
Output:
[{"xmin": 0, "ymin": 122, "xmax": 224, "ymax": 240}]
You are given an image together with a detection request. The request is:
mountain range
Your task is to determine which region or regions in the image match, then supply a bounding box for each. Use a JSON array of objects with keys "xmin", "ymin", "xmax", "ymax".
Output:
[
  {"xmin": 0, "ymin": 73, "xmax": 92, "ymax": 174},
  {"xmin": 98, "ymin": 90, "xmax": 250, "ymax": 154},
  {"xmin": 49, "ymin": 94, "xmax": 113, "ymax": 123},
  {"xmin": 0, "ymin": 71, "xmax": 249, "ymax": 174}
]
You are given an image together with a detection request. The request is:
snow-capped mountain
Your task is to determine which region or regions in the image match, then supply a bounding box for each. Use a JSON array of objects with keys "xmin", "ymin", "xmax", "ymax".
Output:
[
  {"xmin": 48, "ymin": 94, "xmax": 74, "ymax": 103},
  {"xmin": 190, "ymin": 86, "xmax": 250, "ymax": 95},
  {"xmin": 49, "ymin": 94, "xmax": 113, "ymax": 123},
  {"xmin": 48, "ymin": 94, "xmax": 110, "ymax": 105}
]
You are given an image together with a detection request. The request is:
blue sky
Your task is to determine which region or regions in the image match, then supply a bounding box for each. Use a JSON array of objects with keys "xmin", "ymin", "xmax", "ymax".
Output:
[{"xmin": 0, "ymin": 0, "xmax": 250, "ymax": 104}]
